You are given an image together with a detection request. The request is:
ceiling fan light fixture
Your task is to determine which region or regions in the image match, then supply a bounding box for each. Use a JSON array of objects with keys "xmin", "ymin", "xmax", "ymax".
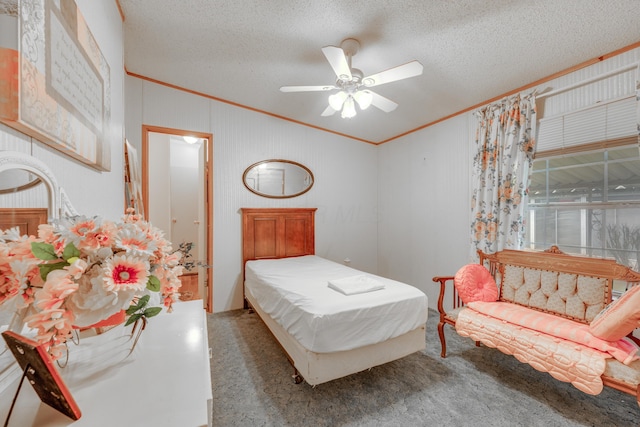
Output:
[
  {"xmin": 341, "ymin": 96, "xmax": 357, "ymax": 119},
  {"xmin": 328, "ymin": 91, "xmax": 347, "ymax": 110},
  {"xmin": 280, "ymin": 38, "xmax": 422, "ymax": 119},
  {"xmin": 354, "ymin": 90, "xmax": 373, "ymax": 110}
]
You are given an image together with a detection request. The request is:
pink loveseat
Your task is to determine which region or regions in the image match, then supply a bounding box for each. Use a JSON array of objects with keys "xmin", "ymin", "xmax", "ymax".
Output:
[{"xmin": 433, "ymin": 246, "xmax": 640, "ymax": 404}]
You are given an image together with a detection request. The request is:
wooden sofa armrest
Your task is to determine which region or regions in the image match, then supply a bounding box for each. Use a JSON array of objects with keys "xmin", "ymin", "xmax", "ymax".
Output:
[
  {"xmin": 433, "ymin": 275, "xmax": 467, "ymax": 358},
  {"xmin": 433, "ymin": 276, "xmax": 466, "ymax": 315},
  {"xmin": 432, "ymin": 276, "xmax": 455, "ymax": 316},
  {"xmin": 432, "ymin": 275, "xmax": 480, "ymax": 358}
]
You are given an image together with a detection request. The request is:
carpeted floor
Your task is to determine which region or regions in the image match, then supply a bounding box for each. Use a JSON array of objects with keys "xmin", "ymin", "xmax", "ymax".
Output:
[{"xmin": 208, "ymin": 309, "xmax": 640, "ymax": 427}]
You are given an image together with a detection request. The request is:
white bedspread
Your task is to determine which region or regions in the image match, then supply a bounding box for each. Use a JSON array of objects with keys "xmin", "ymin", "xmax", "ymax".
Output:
[{"xmin": 245, "ymin": 255, "xmax": 428, "ymax": 353}]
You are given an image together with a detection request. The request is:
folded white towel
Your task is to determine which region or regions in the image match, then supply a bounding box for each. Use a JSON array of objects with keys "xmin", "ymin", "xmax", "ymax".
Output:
[{"xmin": 328, "ymin": 275, "xmax": 385, "ymax": 296}]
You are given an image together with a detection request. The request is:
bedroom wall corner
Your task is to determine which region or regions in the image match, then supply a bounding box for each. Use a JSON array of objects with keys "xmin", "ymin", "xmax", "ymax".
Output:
[{"xmin": 377, "ymin": 114, "xmax": 472, "ymax": 310}]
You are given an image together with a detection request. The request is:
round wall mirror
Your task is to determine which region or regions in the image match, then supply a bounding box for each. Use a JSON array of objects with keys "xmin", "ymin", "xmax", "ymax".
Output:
[{"xmin": 243, "ymin": 159, "xmax": 314, "ymax": 198}]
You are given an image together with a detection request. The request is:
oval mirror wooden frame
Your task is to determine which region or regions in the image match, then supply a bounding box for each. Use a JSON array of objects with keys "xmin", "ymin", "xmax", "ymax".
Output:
[{"xmin": 243, "ymin": 159, "xmax": 314, "ymax": 199}]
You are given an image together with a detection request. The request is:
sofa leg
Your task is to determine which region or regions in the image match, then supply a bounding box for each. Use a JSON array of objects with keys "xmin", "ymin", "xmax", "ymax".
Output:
[{"xmin": 437, "ymin": 321, "xmax": 447, "ymax": 358}]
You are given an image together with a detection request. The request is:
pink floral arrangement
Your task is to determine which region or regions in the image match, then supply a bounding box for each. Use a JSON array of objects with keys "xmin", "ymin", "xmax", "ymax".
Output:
[{"xmin": 0, "ymin": 210, "xmax": 183, "ymax": 360}]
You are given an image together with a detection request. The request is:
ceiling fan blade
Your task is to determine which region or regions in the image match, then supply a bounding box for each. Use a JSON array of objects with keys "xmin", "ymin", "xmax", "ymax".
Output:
[
  {"xmin": 280, "ymin": 85, "xmax": 336, "ymax": 92},
  {"xmin": 321, "ymin": 45, "xmax": 352, "ymax": 81},
  {"xmin": 369, "ymin": 91, "xmax": 398, "ymax": 112},
  {"xmin": 321, "ymin": 105, "xmax": 337, "ymax": 116},
  {"xmin": 362, "ymin": 60, "xmax": 423, "ymax": 87}
]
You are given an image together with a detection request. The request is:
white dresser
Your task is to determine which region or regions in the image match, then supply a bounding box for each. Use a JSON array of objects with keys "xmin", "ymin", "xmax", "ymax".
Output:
[{"xmin": 0, "ymin": 300, "xmax": 212, "ymax": 427}]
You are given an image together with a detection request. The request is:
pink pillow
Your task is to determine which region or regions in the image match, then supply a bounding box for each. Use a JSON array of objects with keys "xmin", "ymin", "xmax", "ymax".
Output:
[
  {"xmin": 454, "ymin": 264, "xmax": 499, "ymax": 304},
  {"xmin": 590, "ymin": 285, "xmax": 640, "ymax": 341}
]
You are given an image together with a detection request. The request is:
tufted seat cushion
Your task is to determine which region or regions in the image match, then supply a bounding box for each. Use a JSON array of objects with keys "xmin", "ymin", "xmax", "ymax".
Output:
[{"xmin": 454, "ymin": 264, "xmax": 499, "ymax": 304}]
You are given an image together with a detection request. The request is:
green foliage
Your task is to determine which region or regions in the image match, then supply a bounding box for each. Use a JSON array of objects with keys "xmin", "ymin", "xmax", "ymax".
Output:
[
  {"xmin": 39, "ymin": 262, "xmax": 69, "ymax": 281},
  {"xmin": 62, "ymin": 243, "xmax": 80, "ymax": 261},
  {"xmin": 125, "ymin": 294, "xmax": 163, "ymax": 326},
  {"xmin": 146, "ymin": 275, "xmax": 161, "ymax": 292},
  {"xmin": 32, "ymin": 241, "xmax": 83, "ymax": 280},
  {"xmin": 31, "ymin": 242, "xmax": 59, "ymax": 260}
]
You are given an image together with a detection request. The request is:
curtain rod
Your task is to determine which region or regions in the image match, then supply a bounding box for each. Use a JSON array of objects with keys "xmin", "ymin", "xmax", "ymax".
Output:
[{"xmin": 537, "ymin": 62, "xmax": 638, "ymax": 100}]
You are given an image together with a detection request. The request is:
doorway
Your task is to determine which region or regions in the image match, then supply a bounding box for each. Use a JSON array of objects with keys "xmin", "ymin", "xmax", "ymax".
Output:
[{"xmin": 142, "ymin": 125, "xmax": 213, "ymax": 312}]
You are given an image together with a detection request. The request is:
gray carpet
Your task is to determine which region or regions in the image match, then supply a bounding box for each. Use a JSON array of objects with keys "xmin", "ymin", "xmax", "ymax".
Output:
[{"xmin": 208, "ymin": 309, "xmax": 640, "ymax": 426}]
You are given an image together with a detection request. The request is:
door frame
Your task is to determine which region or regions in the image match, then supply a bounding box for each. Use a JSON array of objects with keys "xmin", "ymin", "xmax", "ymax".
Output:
[{"xmin": 141, "ymin": 125, "xmax": 213, "ymax": 312}]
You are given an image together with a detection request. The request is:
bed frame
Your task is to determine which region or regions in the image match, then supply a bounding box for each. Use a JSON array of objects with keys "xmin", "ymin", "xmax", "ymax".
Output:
[{"xmin": 241, "ymin": 207, "xmax": 426, "ymax": 386}]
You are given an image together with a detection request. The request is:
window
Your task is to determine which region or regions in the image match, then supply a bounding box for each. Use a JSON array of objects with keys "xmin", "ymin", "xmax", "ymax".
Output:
[{"xmin": 525, "ymin": 145, "xmax": 640, "ymax": 271}]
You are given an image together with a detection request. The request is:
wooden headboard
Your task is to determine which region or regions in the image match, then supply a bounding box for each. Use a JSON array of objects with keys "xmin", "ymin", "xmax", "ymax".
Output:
[{"xmin": 241, "ymin": 208, "xmax": 317, "ymax": 268}]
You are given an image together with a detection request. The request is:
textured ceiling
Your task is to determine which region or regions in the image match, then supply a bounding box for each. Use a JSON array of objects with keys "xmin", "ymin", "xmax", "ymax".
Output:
[{"xmin": 119, "ymin": 0, "xmax": 640, "ymax": 144}]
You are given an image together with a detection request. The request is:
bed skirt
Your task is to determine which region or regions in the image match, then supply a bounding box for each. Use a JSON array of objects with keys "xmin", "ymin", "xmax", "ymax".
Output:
[{"xmin": 245, "ymin": 291, "xmax": 426, "ymax": 386}]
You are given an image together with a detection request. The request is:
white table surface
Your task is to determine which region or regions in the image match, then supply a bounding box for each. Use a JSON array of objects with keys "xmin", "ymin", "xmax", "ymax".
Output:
[{"xmin": 0, "ymin": 299, "xmax": 212, "ymax": 427}]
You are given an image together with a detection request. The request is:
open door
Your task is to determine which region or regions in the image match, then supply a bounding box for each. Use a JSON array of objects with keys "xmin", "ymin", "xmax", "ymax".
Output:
[{"xmin": 141, "ymin": 125, "xmax": 213, "ymax": 312}]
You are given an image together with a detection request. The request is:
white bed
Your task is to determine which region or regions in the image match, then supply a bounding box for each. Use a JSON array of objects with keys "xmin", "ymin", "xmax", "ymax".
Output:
[{"xmin": 241, "ymin": 208, "xmax": 428, "ymax": 386}]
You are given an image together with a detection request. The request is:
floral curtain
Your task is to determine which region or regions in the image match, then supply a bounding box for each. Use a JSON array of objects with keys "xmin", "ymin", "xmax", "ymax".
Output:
[{"xmin": 470, "ymin": 93, "xmax": 537, "ymax": 259}]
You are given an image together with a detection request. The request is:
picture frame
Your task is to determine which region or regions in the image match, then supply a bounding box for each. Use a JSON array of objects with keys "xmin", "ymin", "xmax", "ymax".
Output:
[
  {"xmin": 124, "ymin": 140, "xmax": 145, "ymax": 218},
  {"xmin": 1, "ymin": 330, "xmax": 82, "ymax": 421},
  {"xmin": 0, "ymin": 0, "xmax": 112, "ymax": 171}
]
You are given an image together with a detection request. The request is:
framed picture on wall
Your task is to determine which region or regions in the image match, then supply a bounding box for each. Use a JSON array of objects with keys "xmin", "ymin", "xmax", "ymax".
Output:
[
  {"xmin": 124, "ymin": 140, "xmax": 144, "ymax": 218},
  {"xmin": 0, "ymin": 0, "xmax": 111, "ymax": 171}
]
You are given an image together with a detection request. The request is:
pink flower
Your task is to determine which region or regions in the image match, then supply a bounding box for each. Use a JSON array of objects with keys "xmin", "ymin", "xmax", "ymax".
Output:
[
  {"xmin": 75, "ymin": 221, "xmax": 117, "ymax": 251},
  {"xmin": 163, "ymin": 251, "xmax": 182, "ymax": 268},
  {"xmin": 25, "ymin": 309, "xmax": 75, "ymax": 360},
  {"xmin": 37, "ymin": 223, "xmax": 57, "ymax": 243},
  {"xmin": 163, "ymin": 294, "xmax": 176, "ymax": 312},
  {"xmin": 7, "ymin": 235, "xmax": 38, "ymax": 258},
  {"xmin": 55, "ymin": 216, "xmax": 100, "ymax": 248},
  {"xmin": 34, "ymin": 270, "xmax": 79, "ymax": 311},
  {"xmin": 66, "ymin": 258, "xmax": 88, "ymax": 279},
  {"xmin": 95, "ymin": 221, "xmax": 118, "ymax": 248},
  {"xmin": 103, "ymin": 254, "xmax": 150, "ymax": 292},
  {"xmin": 0, "ymin": 235, "xmax": 42, "ymax": 305},
  {"xmin": 69, "ymin": 218, "xmax": 98, "ymax": 239},
  {"xmin": 116, "ymin": 225, "xmax": 157, "ymax": 257}
]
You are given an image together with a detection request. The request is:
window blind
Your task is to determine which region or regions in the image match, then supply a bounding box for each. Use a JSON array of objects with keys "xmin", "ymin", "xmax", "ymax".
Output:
[{"xmin": 536, "ymin": 95, "xmax": 638, "ymax": 157}]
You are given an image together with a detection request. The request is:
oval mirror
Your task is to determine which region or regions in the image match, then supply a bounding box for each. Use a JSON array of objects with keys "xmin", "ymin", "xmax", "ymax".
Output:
[{"xmin": 243, "ymin": 159, "xmax": 314, "ymax": 198}]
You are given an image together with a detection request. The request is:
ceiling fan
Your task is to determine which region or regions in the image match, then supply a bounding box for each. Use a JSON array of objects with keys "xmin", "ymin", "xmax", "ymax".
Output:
[{"xmin": 280, "ymin": 38, "xmax": 423, "ymax": 119}]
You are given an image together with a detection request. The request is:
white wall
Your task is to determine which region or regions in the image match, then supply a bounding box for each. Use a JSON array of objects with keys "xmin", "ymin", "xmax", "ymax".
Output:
[
  {"xmin": 124, "ymin": 77, "xmax": 379, "ymax": 312},
  {"xmin": 0, "ymin": 0, "xmax": 125, "ymax": 221},
  {"xmin": 377, "ymin": 113, "xmax": 473, "ymax": 308}
]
